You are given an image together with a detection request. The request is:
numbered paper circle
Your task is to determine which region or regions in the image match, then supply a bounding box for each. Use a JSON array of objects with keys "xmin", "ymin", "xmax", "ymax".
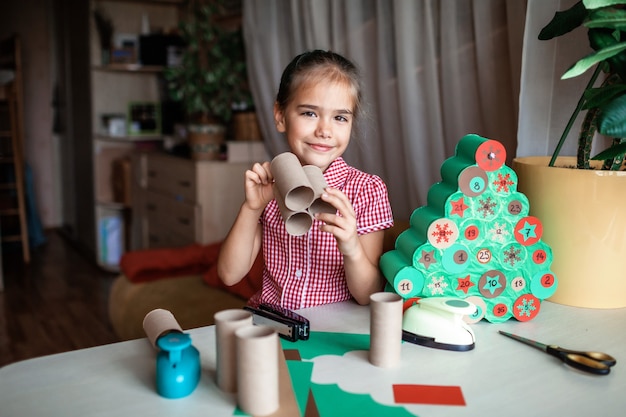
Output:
[
  {"xmin": 442, "ymin": 243, "xmax": 470, "ymax": 274},
  {"xmin": 427, "ymin": 218, "xmax": 459, "ymax": 249},
  {"xmin": 478, "ymin": 270, "xmax": 506, "ymax": 298},
  {"xmin": 514, "ymin": 216, "xmax": 543, "ymax": 246},
  {"xmin": 463, "ymin": 296, "xmax": 487, "ymax": 324},
  {"xmin": 530, "ymin": 271, "xmax": 558, "ymax": 299},
  {"xmin": 458, "ymin": 166, "xmax": 488, "ymax": 197},
  {"xmin": 393, "ymin": 267, "xmax": 425, "ymax": 299}
]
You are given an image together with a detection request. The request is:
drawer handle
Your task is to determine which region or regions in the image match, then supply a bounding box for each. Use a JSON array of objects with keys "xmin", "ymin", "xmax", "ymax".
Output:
[
  {"xmin": 148, "ymin": 170, "xmax": 157, "ymax": 178},
  {"xmin": 178, "ymin": 180, "xmax": 191, "ymax": 188},
  {"xmin": 146, "ymin": 203, "xmax": 157, "ymax": 211},
  {"xmin": 178, "ymin": 217, "xmax": 190, "ymax": 225}
]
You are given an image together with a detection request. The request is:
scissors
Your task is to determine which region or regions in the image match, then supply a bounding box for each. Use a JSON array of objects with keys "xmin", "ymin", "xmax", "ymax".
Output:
[{"xmin": 499, "ymin": 331, "xmax": 617, "ymax": 375}]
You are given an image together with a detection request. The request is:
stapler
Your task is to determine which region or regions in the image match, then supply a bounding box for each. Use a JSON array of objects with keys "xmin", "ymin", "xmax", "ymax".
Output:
[
  {"xmin": 243, "ymin": 303, "xmax": 310, "ymax": 342},
  {"xmin": 402, "ymin": 297, "xmax": 476, "ymax": 351}
]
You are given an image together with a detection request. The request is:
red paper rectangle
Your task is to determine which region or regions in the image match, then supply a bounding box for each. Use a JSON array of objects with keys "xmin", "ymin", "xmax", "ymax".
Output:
[{"xmin": 393, "ymin": 384, "xmax": 466, "ymax": 406}]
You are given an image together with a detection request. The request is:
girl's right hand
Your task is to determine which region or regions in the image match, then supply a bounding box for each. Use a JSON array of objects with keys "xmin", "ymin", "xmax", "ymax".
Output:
[{"xmin": 244, "ymin": 162, "xmax": 275, "ymax": 211}]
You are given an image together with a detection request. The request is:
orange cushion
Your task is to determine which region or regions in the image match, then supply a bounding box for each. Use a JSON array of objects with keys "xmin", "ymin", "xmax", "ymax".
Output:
[
  {"xmin": 202, "ymin": 250, "xmax": 264, "ymax": 300},
  {"xmin": 119, "ymin": 242, "xmax": 263, "ymax": 301}
]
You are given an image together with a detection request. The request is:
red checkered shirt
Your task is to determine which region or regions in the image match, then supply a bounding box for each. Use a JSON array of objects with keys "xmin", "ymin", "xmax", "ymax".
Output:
[{"xmin": 255, "ymin": 157, "xmax": 394, "ymax": 309}]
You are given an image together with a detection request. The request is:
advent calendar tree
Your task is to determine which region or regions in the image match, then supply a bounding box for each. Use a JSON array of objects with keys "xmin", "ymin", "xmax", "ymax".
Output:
[{"xmin": 380, "ymin": 134, "xmax": 557, "ymax": 323}]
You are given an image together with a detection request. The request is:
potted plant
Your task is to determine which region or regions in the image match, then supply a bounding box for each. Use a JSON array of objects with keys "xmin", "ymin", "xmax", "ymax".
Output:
[
  {"xmin": 164, "ymin": 0, "xmax": 253, "ymax": 160},
  {"xmin": 513, "ymin": 0, "xmax": 626, "ymax": 308}
]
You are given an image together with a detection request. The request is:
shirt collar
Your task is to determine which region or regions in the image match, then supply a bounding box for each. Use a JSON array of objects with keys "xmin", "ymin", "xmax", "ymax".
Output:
[{"xmin": 323, "ymin": 157, "xmax": 349, "ymax": 189}]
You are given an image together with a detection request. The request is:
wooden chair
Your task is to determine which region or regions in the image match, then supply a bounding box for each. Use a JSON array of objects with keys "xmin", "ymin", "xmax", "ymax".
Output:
[{"xmin": 0, "ymin": 34, "xmax": 30, "ymax": 264}]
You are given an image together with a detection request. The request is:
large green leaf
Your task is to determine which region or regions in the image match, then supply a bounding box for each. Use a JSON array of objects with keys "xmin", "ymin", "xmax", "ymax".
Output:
[
  {"xmin": 584, "ymin": 8, "xmax": 626, "ymax": 30},
  {"xmin": 597, "ymin": 93, "xmax": 626, "ymax": 135},
  {"xmin": 584, "ymin": 0, "xmax": 626, "ymax": 9},
  {"xmin": 539, "ymin": 1, "xmax": 587, "ymax": 40},
  {"xmin": 583, "ymin": 84, "xmax": 626, "ymax": 108},
  {"xmin": 562, "ymin": 42, "xmax": 626, "ymax": 78},
  {"xmin": 591, "ymin": 141, "xmax": 626, "ymax": 159}
]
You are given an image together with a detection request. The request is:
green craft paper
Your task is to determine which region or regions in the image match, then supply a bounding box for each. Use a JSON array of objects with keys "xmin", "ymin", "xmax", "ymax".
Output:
[
  {"xmin": 285, "ymin": 360, "xmax": 315, "ymax": 417},
  {"xmin": 280, "ymin": 332, "xmax": 420, "ymax": 416},
  {"xmin": 311, "ymin": 383, "xmax": 416, "ymax": 417},
  {"xmin": 281, "ymin": 332, "xmax": 370, "ymax": 360}
]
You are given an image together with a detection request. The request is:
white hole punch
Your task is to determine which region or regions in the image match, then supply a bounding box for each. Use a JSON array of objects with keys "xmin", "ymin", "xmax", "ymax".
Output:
[{"xmin": 402, "ymin": 297, "xmax": 477, "ymax": 351}]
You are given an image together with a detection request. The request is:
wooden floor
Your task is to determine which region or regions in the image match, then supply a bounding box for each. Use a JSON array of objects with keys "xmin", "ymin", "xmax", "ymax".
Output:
[{"xmin": 0, "ymin": 230, "xmax": 119, "ymax": 367}]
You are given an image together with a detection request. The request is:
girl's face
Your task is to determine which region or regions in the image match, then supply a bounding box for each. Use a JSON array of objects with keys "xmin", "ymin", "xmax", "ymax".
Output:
[{"xmin": 273, "ymin": 80, "xmax": 355, "ymax": 172}]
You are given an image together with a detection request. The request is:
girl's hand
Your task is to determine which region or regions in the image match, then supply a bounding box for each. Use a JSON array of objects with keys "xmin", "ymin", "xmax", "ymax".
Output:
[
  {"xmin": 244, "ymin": 162, "xmax": 275, "ymax": 211},
  {"xmin": 315, "ymin": 187, "xmax": 361, "ymax": 257}
]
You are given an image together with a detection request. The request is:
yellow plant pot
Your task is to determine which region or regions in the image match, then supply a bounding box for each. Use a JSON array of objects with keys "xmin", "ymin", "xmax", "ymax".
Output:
[{"xmin": 513, "ymin": 156, "xmax": 626, "ymax": 308}]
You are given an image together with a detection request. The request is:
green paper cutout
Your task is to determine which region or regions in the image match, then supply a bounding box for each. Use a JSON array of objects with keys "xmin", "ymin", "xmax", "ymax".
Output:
[
  {"xmin": 311, "ymin": 383, "xmax": 417, "ymax": 417},
  {"xmin": 279, "ymin": 332, "xmax": 419, "ymax": 416},
  {"xmin": 286, "ymin": 360, "xmax": 315, "ymax": 416},
  {"xmin": 281, "ymin": 331, "xmax": 370, "ymax": 360}
]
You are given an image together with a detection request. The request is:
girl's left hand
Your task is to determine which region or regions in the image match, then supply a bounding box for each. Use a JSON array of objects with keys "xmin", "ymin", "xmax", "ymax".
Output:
[{"xmin": 314, "ymin": 187, "xmax": 360, "ymax": 258}]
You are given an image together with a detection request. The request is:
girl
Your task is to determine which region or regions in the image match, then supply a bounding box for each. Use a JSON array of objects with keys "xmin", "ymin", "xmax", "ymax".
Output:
[{"xmin": 217, "ymin": 50, "xmax": 393, "ymax": 309}]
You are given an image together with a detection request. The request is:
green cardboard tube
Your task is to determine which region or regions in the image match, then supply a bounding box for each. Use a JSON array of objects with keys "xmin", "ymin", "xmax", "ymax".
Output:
[
  {"xmin": 440, "ymin": 158, "xmax": 475, "ymax": 186},
  {"xmin": 379, "ymin": 250, "xmax": 424, "ymax": 298},
  {"xmin": 426, "ymin": 182, "xmax": 458, "ymax": 214},
  {"xmin": 454, "ymin": 134, "xmax": 487, "ymax": 161},
  {"xmin": 394, "ymin": 227, "xmax": 425, "ymax": 262},
  {"xmin": 409, "ymin": 206, "xmax": 441, "ymax": 238}
]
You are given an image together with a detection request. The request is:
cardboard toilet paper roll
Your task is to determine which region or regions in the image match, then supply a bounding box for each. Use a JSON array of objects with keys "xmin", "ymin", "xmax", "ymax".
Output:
[
  {"xmin": 303, "ymin": 165, "xmax": 335, "ymax": 215},
  {"xmin": 214, "ymin": 309, "xmax": 253, "ymax": 393},
  {"xmin": 271, "ymin": 152, "xmax": 315, "ymax": 212},
  {"xmin": 369, "ymin": 292, "xmax": 403, "ymax": 368},
  {"xmin": 143, "ymin": 309, "xmax": 184, "ymax": 348},
  {"xmin": 236, "ymin": 325, "xmax": 279, "ymax": 416},
  {"xmin": 274, "ymin": 186, "xmax": 313, "ymax": 236}
]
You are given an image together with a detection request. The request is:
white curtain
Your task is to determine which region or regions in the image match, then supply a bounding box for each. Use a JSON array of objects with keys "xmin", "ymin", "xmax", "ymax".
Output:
[{"xmin": 243, "ymin": 0, "xmax": 527, "ymax": 221}]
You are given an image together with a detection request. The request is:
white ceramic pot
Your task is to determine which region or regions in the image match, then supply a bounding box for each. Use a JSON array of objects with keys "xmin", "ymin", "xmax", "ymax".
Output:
[{"xmin": 513, "ymin": 156, "xmax": 626, "ymax": 308}]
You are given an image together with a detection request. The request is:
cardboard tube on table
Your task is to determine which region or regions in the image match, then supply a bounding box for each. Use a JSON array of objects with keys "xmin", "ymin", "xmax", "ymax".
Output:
[
  {"xmin": 302, "ymin": 165, "xmax": 335, "ymax": 215},
  {"xmin": 142, "ymin": 308, "xmax": 184, "ymax": 348},
  {"xmin": 369, "ymin": 292, "xmax": 403, "ymax": 368},
  {"xmin": 214, "ymin": 309, "xmax": 253, "ymax": 393},
  {"xmin": 236, "ymin": 325, "xmax": 280, "ymax": 416},
  {"xmin": 271, "ymin": 152, "xmax": 315, "ymax": 212}
]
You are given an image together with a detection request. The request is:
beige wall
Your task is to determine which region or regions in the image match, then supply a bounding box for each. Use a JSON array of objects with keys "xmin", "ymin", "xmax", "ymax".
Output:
[{"xmin": 1, "ymin": 0, "xmax": 59, "ymax": 228}]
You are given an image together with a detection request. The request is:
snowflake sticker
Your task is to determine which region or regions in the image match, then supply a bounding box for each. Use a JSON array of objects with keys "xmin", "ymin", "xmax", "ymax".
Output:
[
  {"xmin": 493, "ymin": 172, "xmax": 514, "ymax": 193},
  {"xmin": 427, "ymin": 219, "xmax": 459, "ymax": 249},
  {"xmin": 503, "ymin": 245, "xmax": 522, "ymax": 267},
  {"xmin": 513, "ymin": 294, "xmax": 540, "ymax": 321},
  {"xmin": 487, "ymin": 222, "xmax": 510, "ymax": 243},
  {"xmin": 477, "ymin": 196, "xmax": 498, "ymax": 218},
  {"xmin": 427, "ymin": 276, "xmax": 448, "ymax": 296}
]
